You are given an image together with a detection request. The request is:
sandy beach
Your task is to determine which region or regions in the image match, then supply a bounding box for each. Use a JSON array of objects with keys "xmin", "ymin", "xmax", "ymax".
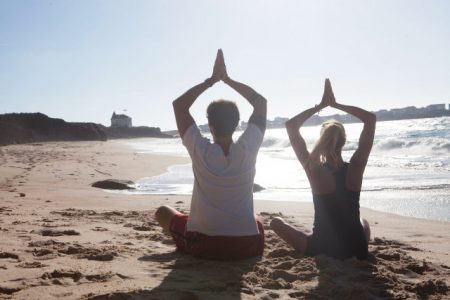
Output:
[{"xmin": 0, "ymin": 140, "xmax": 448, "ymax": 299}]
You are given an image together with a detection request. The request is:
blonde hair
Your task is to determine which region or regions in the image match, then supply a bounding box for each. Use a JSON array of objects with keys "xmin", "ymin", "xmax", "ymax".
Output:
[{"xmin": 308, "ymin": 120, "xmax": 346, "ymax": 170}]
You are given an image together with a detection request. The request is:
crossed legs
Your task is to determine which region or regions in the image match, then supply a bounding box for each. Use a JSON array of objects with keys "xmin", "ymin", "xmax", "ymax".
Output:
[
  {"xmin": 155, "ymin": 205, "xmax": 180, "ymax": 235},
  {"xmin": 270, "ymin": 217, "xmax": 371, "ymax": 253},
  {"xmin": 269, "ymin": 217, "xmax": 308, "ymax": 253}
]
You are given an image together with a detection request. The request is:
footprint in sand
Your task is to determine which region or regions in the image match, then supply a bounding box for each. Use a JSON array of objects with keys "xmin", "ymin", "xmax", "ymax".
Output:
[
  {"xmin": 42, "ymin": 269, "xmax": 83, "ymax": 282},
  {"xmin": 75, "ymin": 249, "xmax": 117, "ymax": 261},
  {"xmin": 32, "ymin": 248, "xmax": 56, "ymax": 258},
  {"xmin": 0, "ymin": 207, "xmax": 12, "ymax": 214},
  {"xmin": 17, "ymin": 261, "xmax": 47, "ymax": 268},
  {"xmin": 28, "ymin": 240, "xmax": 66, "ymax": 260},
  {"xmin": 0, "ymin": 252, "xmax": 19, "ymax": 260},
  {"xmin": 37, "ymin": 229, "xmax": 80, "ymax": 236},
  {"xmin": 63, "ymin": 244, "xmax": 119, "ymax": 261},
  {"xmin": 41, "ymin": 269, "xmax": 129, "ymax": 284},
  {"xmin": 28, "ymin": 239, "xmax": 66, "ymax": 248},
  {"xmin": 29, "ymin": 239, "xmax": 119, "ymax": 261},
  {"xmin": 132, "ymin": 224, "xmax": 152, "ymax": 231},
  {"xmin": 87, "ymin": 290, "xmax": 197, "ymax": 300},
  {"xmin": 0, "ymin": 285, "xmax": 22, "ymax": 296},
  {"xmin": 91, "ymin": 227, "xmax": 108, "ymax": 232}
]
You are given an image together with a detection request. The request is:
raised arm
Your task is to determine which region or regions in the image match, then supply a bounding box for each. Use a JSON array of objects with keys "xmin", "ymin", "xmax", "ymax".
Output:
[
  {"xmin": 222, "ymin": 75, "xmax": 267, "ymax": 133},
  {"xmin": 332, "ymin": 102, "xmax": 376, "ymax": 167},
  {"xmin": 172, "ymin": 80, "xmax": 214, "ymax": 138},
  {"xmin": 325, "ymin": 79, "xmax": 376, "ymax": 166},
  {"xmin": 285, "ymin": 79, "xmax": 332, "ymax": 166},
  {"xmin": 172, "ymin": 50, "xmax": 224, "ymax": 138}
]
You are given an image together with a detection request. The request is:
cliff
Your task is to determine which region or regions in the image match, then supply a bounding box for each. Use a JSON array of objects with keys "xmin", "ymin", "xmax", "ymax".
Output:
[{"xmin": 0, "ymin": 113, "xmax": 107, "ymax": 146}]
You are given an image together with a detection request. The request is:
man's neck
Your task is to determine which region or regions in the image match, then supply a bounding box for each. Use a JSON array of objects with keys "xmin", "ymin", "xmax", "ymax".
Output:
[{"xmin": 213, "ymin": 135, "xmax": 233, "ymax": 156}]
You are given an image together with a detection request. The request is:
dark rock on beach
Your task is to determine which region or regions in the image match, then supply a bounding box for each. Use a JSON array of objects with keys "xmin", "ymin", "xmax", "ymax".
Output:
[
  {"xmin": 253, "ymin": 183, "xmax": 265, "ymax": 193},
  {"xmin": 91, "ymin": 179, "xmax": 135, "ymax": 190}
]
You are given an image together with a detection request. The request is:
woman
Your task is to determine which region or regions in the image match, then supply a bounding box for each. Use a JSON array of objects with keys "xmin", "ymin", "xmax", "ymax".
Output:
[{"xmin": 270, "ymin": 79, "xmax": 376, "ymax": 260}]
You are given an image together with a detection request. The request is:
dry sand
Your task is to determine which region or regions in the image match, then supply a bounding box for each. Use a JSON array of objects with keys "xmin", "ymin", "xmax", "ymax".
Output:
[{"xmin": 0, "ymin": 140, "xmax": 448, "ymax": 299}]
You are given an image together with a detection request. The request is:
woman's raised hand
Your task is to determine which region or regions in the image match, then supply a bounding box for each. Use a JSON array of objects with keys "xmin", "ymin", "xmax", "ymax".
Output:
[
  {"xmin": 211, "ymin": 49, "xmax": 228, "ymax": 83},
  {"xmin": 318, "ymin": 78, "xmax": 336, "ymax": 109}
]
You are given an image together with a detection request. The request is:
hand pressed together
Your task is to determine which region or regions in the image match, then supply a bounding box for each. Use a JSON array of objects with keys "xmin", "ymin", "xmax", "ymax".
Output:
[
  {"xmin": 318, "ymin": 78, "xmax": 336, "ymax": 109},
  {"xmin": 211, "ymin": 49, "xmax": 229, "ymax": 83}
]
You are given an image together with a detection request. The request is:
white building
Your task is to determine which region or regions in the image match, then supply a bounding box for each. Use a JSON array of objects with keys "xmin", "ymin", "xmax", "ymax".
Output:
[{"xmin": 111, "ymin": 112, "xmax": 132, "ymax": 128}]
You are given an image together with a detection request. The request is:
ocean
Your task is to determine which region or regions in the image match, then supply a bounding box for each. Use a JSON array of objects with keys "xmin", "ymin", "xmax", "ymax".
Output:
[{"xmin": 126, "ymin": 117, "xmax": 450, "ymax": 222}]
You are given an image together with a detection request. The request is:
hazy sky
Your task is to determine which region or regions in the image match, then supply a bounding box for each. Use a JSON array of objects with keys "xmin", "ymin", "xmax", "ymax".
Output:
[{"xmin": 1, "ymin": 0, "xmax": 449, "ymax": 130}]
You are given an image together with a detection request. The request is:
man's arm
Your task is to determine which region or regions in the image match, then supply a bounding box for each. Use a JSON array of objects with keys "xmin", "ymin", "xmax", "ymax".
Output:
[
  {"xmin": 172, "ymin": 50, "xmax": 225, "ymax": 138},
  {"xmin": 172, "ymin": 79, "xmax": 215, "ymax": 138},
  {"xmin": 223, "ymin": 77, "xmax": 267, "ymax": 133}
]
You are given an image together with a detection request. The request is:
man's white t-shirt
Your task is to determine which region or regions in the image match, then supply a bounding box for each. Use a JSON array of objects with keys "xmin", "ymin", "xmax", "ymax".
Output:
[{"xmin": 182, "ymin": 123, "xmax": 264, "ymax": 236}]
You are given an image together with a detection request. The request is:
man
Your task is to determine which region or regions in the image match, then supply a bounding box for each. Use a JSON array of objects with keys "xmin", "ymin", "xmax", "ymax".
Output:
[{"xmin": 155, "ymin": 49, "xmax": 267, "ymax": 260}]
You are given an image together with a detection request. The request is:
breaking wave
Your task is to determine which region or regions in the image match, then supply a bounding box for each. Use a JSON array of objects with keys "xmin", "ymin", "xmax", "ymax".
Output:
[{"xmin": 374, "ymin": 137, "xmax": 450, "ymax": 152}]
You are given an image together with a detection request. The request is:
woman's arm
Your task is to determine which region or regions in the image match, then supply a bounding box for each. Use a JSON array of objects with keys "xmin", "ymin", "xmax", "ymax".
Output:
[
  {"xmin": 172, "ymin": 50, "xmax": 224, "ymax": 138},
  {"xmin": 331, "ymin": 102, "xmax": 376, "ymax": 167},
  {"xmin": 285, "ymin": 105, "xmax": 321, "ymax": 166},
  {"xmin": 286, "ymin": 79, "xmax": 332, "ymax": 166}
]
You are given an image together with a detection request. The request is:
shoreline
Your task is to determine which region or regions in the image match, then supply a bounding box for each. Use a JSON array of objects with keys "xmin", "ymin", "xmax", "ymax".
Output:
[
  {"xmin": 122, "ymin": 159, "xmax": 450, "ymax": 223},
  {"xmin": 0, "ymin": 139, "xmax": 448, "ymax": 299},
  {"xmin": 122, "ymin": 117, "xmax": 450, "ymax": 223}
]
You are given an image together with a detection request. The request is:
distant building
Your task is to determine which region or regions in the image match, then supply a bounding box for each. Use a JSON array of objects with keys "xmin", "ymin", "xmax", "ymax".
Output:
[
  {"xmin": 425, "ymin": 104, "xmax": 446, "ymax": 111},
  {"xmin": 111, "ymin": 112, "xmax": 132, "ymax": 128},
  {"xmin": 270, "ymin": 117, "xmax": 289, "ymax": 128},
  {"xmin": 194, "ymin": 103, "xmax": 449, "ymax": 131},
  {"xmin": 402, "ymin": 106, "xmax": 417, "ymax": 113}
]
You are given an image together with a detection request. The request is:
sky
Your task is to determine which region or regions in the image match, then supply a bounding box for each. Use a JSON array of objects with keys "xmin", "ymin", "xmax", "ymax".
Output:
[{"xmin": 1, "ymin": 0, "xmax": 449, "ymax": 130}]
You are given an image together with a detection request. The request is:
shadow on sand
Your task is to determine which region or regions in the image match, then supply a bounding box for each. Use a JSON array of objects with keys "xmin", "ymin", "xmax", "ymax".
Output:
[
  {"xmin": 299, "ymin": 254, "xmax": 393, "ymax": 299},
  {"xmin": 89, "ymin": 251, "xmax": 260, "ymax": 300},
  {"xmin": 145, "ymin": 252, "xmax": 260, "ymax": 299}
]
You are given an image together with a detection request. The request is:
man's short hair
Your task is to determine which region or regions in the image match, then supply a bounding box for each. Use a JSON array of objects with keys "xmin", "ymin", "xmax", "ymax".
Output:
[{"xmin": 207, "ymin": 100, "xmax": 240, "ymax": 137}]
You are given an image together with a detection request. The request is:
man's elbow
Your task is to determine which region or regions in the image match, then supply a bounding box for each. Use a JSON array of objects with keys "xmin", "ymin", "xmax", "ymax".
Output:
[
  {"xmin": 369, "ymin": 113, "xmax": 377, "ymax": 127},
  {"xmin": 259, "ymin": 97, "xmax": 267, "ymax": 109},
  {"xmin": 254, "ymin": 96, "xmax": 267, "ymax": 112},
  {"xmin": 172, "ymin": 98, "xmax": 180, "ymax": 109},
  {"xmin": 172, "ymin": 98, "xmax": 185, "ymax": 112}
]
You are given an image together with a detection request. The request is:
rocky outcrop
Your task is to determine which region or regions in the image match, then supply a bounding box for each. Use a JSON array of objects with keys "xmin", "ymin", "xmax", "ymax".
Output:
[
  {"xmin": 253, "ymin": 183, "xmax": 265, "ymax": 193},
  {"xmin": 0, "ymin": 113, "xmax": 107, "ymax": 146},
  {"xmin": 91, "ymin": 179, "xmax": 135, "ymax": 190},
  {"xmin": 102, "ymin": 126, "xmax": 173, "ymax": 139}
]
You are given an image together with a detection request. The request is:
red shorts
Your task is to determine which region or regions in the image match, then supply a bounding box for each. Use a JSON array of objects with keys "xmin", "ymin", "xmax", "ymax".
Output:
[{"xmin": 169, "ymin": 213, "xmax": 265, "ymax": 260}]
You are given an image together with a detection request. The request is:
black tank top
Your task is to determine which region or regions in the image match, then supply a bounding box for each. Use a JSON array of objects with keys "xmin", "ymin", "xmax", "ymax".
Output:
[{"xmin": 309, "ymin": 162, "xmax": 368, "ymax": 260}]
